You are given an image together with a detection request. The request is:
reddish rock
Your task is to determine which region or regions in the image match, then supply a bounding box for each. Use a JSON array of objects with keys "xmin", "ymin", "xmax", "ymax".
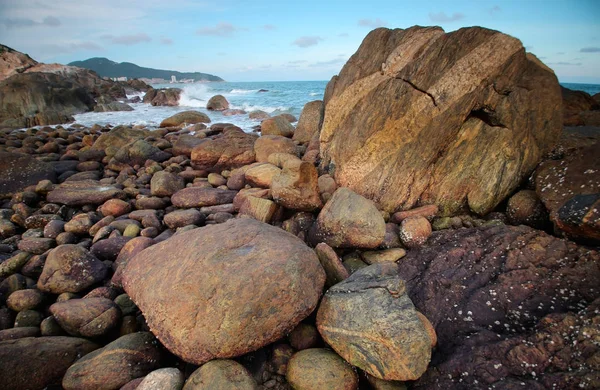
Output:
[
  {"xmin": 160, "ymin": 111, "xmax": 210, "ymax": 128},
  {"xmin": 47, "ymin": 180, "xmax": 126, "ymax": 206},
  {"xmin": 111, "ymin": 237, "xmax": 155, "ymax": 289},
  {"xmin": 261, "ymin": 115, "xmax": 295, "ymax": 137},
  {"xmin": 254, "ymin": 135, "xmax": 297, "ymax": 163},
  {"xmin": 183, "ymin": 359, "xmax": 257, "ymax": 389},
  {"xmin": 293, "ymin": 100, "xmax": 324, "ymax": 144},
  {"xmin": 171, "ymin": 187, "xmax": 237, "ymax": 208},
  {"xmin": 50, "ymin": 297, "xmax": 121, "ymax": 337},
  {"xmin": 390, "ymin": 205, "xmax": 439, "ymax": 223},
  {"xmin": 191, "ymin": 127, "xmax": 257, "ymax": 172},
  {"xmin": 206, "ymin": 94, "xmax": 230, "ymax": 111},
  {"xmin": 271, "ymin": 161, "xmax": 322, "ymax": 212},
  {"xmin": 286, "ymin": 348, "xmax": 359, "ymax": 390},
  {"xmin": 506, "ymin": 189, "xmax": 549, "ymax": 229},
  {"xmin": 122, "ymin": 218, "xmax": 325, "ymax": 365},
  {"xmin": 398, "ymin": 216, "xmax": 432, "ymax": 248},
  {"xmin": 99, "ymin": 198, "xmax": 131, "ymax": 217}
]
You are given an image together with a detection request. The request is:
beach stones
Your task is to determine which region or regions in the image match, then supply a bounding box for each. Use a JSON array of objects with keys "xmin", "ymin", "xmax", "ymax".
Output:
[
  {"xmin": 254, "ymin": 135, "xmax": 297, "ymax": 162},
  {"xmin": 122, "ymin": 218, "xmax": 325, "ymax": 364},
  {"xmin": 47, "ymin": 180, "xmax": 126, "ymax": 206},
  {"xmin": 183, "ymin": 360, "xmax": 258, "ymax": 389},
  {"xmin": 207, "ymin": 94, "xmax": 230, "ymax": 111},
  {"xmin": 137, "ymin": 368, "xmax": 185, "ymax": 390},
  {"xmin": 50, "ymin": 297, "xmax": 121, "ymax": 337},
  {"xmin": 160, "ymin": 110, "xmax": 210, "ymax": 127},
  {"xmin": 261, "ymin": 115, "xmax": 295, "ymax": 137},
  {"xmin": 150, "ymin": 171, "xmax": 185, "ymax": 197},
  {"xmin": 37, "ymin": 244, "xmax": 108, "ymax": 294},
  {"xmin": 398, "ymin": 216, "xmax": 432, "ymax": 248},
  {"xmin": 191, "ymin": 127, "xmax": 258, "ymax": 171},
  {"xmin": 286, "ymin": 348, "xmax": 359, "ymax": 390},
  {"xmin": 112, "ymin": 139, "xmax": 170, "ymax": 166},
  {"xmin": 317, "ymin": 264, "xmax": 432, "ymax": 381},
  {"xmin": 311, "ymin": 187, "xmax": 386, "ymax": 248},
  {"xmin": 171, "ymin": 187, "xmax": 237, "ymax": 208},
  {"xmin": 293, "ymin": 100, "xmax": 324, "ymax": 144},
  {"xmin": 62, "ymin": 332, "xmax": 162, "ymax": 390},
  {"xmin": 0, "ymin": 152, "xmax": 56, "ymax": 198},
  {"xmin": 91, "ymin": 126, "xmax": 151, "ymax": 154},
  {"xmin": 271, "ymin": 161, "xmax": 323, "ymax": 211},
  {"xmin": 0, "ymin": 336, "xmax": 98, "ymax": 390},
  {"xmin": 319, "ymin": 26, "xmax": 562, "ymax": 215}
]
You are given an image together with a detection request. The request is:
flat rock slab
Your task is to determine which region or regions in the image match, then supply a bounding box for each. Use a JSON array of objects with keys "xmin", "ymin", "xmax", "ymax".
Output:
[
  {"xmin": 0, "ymin": 152, "xmax": 56, "ymax": 198},
  {"xmin": 171, "ymin": 187, "xmax": 237, "ymax": 208},
  {"xmin": 123, "ymin": 218, "xmax": 325, "ymax": 364},
  {"xmin": 47, "ymin": 180, "xmax": 125, "ymax": 206}
]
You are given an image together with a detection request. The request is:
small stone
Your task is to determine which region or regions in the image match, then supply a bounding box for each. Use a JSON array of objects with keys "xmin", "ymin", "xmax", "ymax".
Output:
[
  {"xmin": 361, "ymin": 248, "xmax": 407, "ymax": 265},
  {"xmin": 50, "ymin": 297, "xmax": 121, "ymax": 338},
  {"xmin": 7, "ymin": 289, "xmax": 44, "ymax": 311},
  {"xmin": 399, "ymin": 216, "xmax": 432, "ymax": 248},
  {"xmin": 183, "ymin": 359, "xmax": 257, "ymax": 389},
  {"xmin": 14, "ymin": 309, "xmax": 43, "ymax": 327},
  {"xmin": 286, "ymin": 348, "xmax": 358, "ymax": 390},
  {"xmin": 315, "ymin": 242, "xmax": 349, "ymax": 287},
  {"xmin": 289, "ymin": 323, "xmax": 320, "ymax": 350},
  {"xmin": 137, "ymin": 368, "xmax": 185, "ymax": 390}
]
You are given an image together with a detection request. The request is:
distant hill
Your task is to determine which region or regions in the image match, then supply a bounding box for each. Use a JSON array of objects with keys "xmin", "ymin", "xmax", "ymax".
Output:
[{"xmin": 68, "ymin": 57, "xmax": 223, "ymax": 82}]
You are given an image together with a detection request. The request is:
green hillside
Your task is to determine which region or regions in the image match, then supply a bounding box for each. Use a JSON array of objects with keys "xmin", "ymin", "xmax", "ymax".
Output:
[{"xmin": 68, "ymin": 57, "xmax": 223, "ymax": 82}]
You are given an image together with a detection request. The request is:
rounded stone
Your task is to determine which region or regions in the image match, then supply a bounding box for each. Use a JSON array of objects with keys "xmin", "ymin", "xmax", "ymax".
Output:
[
  {"xmin": 7, "ymin": 289, "xmax": 44, "ymax": 311},
  {"xmin": 50, "ymin": 297, "xmax": 121, "ymax": 338},
  {"xmin": 398, "ymin": 216, "xmax": 432, "ymax": 249},
  {"xmin": 122, "ymin": 218, "xmax": 326, "ymax": 365},
  {"xmin": 183, "ymin": 359, "xmax": 257, "ymax": 390},
  {"xmin": 286, "ymin": 348, "xmax": 358, "ymax": 390},
  {"xmin": 137, "ymin": 367, "xmax": 185, "ymax": 390}
]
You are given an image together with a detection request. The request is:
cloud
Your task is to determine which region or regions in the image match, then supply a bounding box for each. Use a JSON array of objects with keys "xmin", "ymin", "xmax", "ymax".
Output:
[
  {"xmin": 196, "ymin": 22, "xmax": 237, "ymax": 37},
  {"xmin": 262, "ymin": 24, "xmax": 276, "ymax": 30},
  {"xmin": 292, "ymin": 36, "xmax": 323, "ymax": 48},
  {"xmin": 42, "ymin": 16, "xmax": 60, "ymax": 26},
  {"xmin": 103, "ymin": 33, "xmax": 151, "ymax": 45},
  {"xmin": 580, "ymin": 47, "xmax": 600, "ymax": 53},
  {"xmin": 547, "ymin": 61, "xmax": 582, "ymax": 66},
  {"xmin": 160, "ymin": 37, "xmax": 173, "ymax": 45},
  {"xmin": 1, "ymin": 16, "xmax": 60, "ymax": 28},
  {"xmin": 39, "ymin": 41, "xmax": 104, "ymax": 55},
  {"xmin": 358, "ymin": 18, "xmax": 387, "ymax": 28},
  {"xmin": 429, "ymin": 12, "xmax": 465, "ymax": 23},
  {"xmin": 489, "ymin": 5, "xmax": 501, "ymax": 14}
]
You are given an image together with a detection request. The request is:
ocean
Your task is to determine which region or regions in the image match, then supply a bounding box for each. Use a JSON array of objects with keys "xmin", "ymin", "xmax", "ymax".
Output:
[
  {"xmin": 73, "ymin": 81, "xmax": 328, "ymax": 131},
  {"xmin": 70, "ymin": 80, "xmax": 599, "ymax": 131}
]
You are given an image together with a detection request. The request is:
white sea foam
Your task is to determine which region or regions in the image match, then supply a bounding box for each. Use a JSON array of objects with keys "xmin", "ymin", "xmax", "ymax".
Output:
[
  {"xmin": 230, "ymin": 88, "xmax": 259, "ymax": 94},
  {"xmin": 309, "ymin": 92, "xmax": 320, "ymax": 96},
  {"xmin": 233, "ymin": 103, "xmax": 292, "ymax": 113},
  {"xmin": 178, "ymin": 84, "xmax": 211, "ymax": 108}
]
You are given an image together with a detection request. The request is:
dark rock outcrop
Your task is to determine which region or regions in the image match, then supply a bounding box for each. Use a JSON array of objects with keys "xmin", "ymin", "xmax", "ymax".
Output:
[{"xmin": 0, "ymin": 152, "xmax": 56, "ymax": 198}]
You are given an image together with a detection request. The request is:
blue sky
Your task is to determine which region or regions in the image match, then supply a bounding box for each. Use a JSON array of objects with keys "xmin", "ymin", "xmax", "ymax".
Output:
[{"xmin": 0, "ymin": 0, "xmax": 599, "ymax": 83}]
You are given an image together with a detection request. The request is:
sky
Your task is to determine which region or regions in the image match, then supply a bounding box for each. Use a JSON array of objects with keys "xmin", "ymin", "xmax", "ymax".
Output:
[{"xmin": 0, "ymin": 0, "xmax": 599, "ymax": 83}]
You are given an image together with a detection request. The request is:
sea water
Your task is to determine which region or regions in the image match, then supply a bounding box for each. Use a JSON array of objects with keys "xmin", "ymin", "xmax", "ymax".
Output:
[
  {"xmin": 71, "ymin": 80, "xmax": 599, "ymax": 131},
  {"xmin": 72, "ymin": 80, "xmax": 328, "ymax": 131}
]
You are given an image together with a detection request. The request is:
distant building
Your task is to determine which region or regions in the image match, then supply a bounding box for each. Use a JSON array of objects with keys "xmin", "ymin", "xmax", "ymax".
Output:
[{"xmin": 171, "ymin": 75, "xmax": 176, "ymax": 83}]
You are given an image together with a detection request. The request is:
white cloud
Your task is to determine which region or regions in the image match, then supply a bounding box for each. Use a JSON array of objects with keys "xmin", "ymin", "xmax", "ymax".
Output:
[
  {"xmin": 196, "ymin": 22, "xmax": 238, "ymax": 37},
  {"xmin": 292, "ymin": 36, "xmax": 323, "ymax": 48},
  {"xmin": 102, "ymin": 33, "xmax": 151, "ymax": 45}
]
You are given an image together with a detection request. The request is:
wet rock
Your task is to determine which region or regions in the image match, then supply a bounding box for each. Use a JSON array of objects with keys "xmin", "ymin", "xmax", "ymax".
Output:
[
  {"xmin": 160, "ymin": 111, "xmax": 211, "ymax": 127},
  {"xmin": 62, "ymin": 332, "xmax": 161, "ymax": 390},
  {"xmin": 122, "ymin": 218, "xmax": 325, "ymax": 365},
  {"xmin": 317, "ymin": 264, "xmax": 432, "ymax": 381},
  {"xmin": 50, "ymin": 297, "xmax": 121, "ymax": 337},
  {"xmin": 91, "ymin": 126, "xmax": 151, "ymax": 156},
  {"xmin": 207, "ymin": 94, "xmax": 230, "ymax": 111},
  {"xmin": 286, "ymin": 348, "xmax": 358, "ymax": 390},
  {"xmin": 0, "ymin": 336, "xmax": 98, "ymax": 390},
  {"xmin": 183, "ymin": 359, "xmax": 257, "ymax": 389},
  {"xmin": 311, "ymin": 187, "xmax": 385, "ymax": 248},
  {"xmin": 320, "ymin": 26, "xmax": 562, "ymax": 215},
  {"xmin": 506, "ymin": 189, "xmax": 549, "ymax": 229},
  {"xmin": 37, "ymin": 244, "xmax": 107, "ymax": 294},
  {"xmin": 271, "ymin": 161, "xmax": 322, "ymax": 212}
]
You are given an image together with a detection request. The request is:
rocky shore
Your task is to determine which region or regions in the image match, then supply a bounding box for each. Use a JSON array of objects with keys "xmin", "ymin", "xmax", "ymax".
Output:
[{"xmin": 0, "ymin": 26, "xmax": 599, "ymax": 390}]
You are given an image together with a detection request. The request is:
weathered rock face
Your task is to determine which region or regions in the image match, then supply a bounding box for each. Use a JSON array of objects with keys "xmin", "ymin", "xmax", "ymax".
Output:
[
  {"xmin": 317, "ymin": 264, "xmax": 433, "ymax": 381},
  {"xmin": 0, "ymin": 152, "xmax": 56, "ymax": 198},
  {"xmin": 0, "ymin": 44, "xmax": 38, "ymax": 81},
  {"xmin": 562, "ymin": 86, "xmax": 600, "ymax": 126},
  {"xmin": 191, "ymin": 127, "xmax": 258, "ymax": 172},
  {"xmin": 122, "ymin": 218, "xmax": 326, "ymax": 365},
  {"xmin": 311, "ymin": 187, "xmax": 386, "ymax": 248},
  {"xmin": 293, "ymin": 100, "xmax": 324, "ymax": 144},
  {"xmin": 160, "ymin": 110, "xmax": 211, "ymax": 128},
  {"xmin": 535, "ymin": 141, "xmax": 600, "ymax": 244},
  {"xmin": 320, "ymin": 26, "xmax": 562, "ymax": 215},
  {"xmin": 0, "ymin": 336, "xmax": 98, "ymax": 390},
  {"xmin": 392, "ymin": 224, "xmax": 600, "ymax": 388}
]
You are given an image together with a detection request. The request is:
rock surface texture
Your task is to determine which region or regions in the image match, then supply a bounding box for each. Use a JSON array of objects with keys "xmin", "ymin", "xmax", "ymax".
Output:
[
  {"xmin": 319, "ymin": 26, "xmax": 562, "ymax": 215},
  {"xmin": 123, "ymin": 218, "xmax": 325, "ymax": 364},
  {"xmin": 395, "ymin": 224, "xmax": 600, "ymax": 388}
]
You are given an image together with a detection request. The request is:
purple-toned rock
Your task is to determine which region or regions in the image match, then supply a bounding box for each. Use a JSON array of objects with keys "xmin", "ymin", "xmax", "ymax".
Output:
[
  {"xmin": 47, "ymin": 180, "xmax": 126, "ymax": 206},
  {"xmin": 171, "ymin": 187, "xmax": 237, "ymax": 208}
]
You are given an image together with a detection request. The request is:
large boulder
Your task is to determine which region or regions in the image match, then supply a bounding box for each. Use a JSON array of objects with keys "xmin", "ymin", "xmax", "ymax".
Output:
[
  {"xmin": 311, "ymin": 187, "xmax": 386, "ymax": 248},
  {"xmin": 261, "ymin": 115, "xmax": 295, "ymax": 137},
  {"xmin": 91, "ymin": 126, "xmax": 151, "ymax": 156},
  {"xmin": 207, "ymin": 94, "xmax": 230, "ymax": 111},
  {"xmin": 317, "ymin": 264, "xmax": 433, "ymax": 381},
  {"xmin": 191, "ymin": 127, "xmax": 257, "ymax": 172},
  {"xmin": 254, "ymin": 135, "xmax": 297, "ymax": 163},
  {"xmin": 562, "ymin": 86, "xmax": 600, "ymax": 126},
  {"xmin": 319, "ymin": 26, "xmax": 562, "ymax": 215},
  {"xmin": 271, "ymin": 161, "xmax": 322, "ymax": 211},
  {"xmin": 149, "ymin": 88, "xmax": 181, "ymax": 106},
  {"xmin": 160, "ymin": 110, "xmax": 211, "ymax": 128},
  {"xmin": 393, "ymin": 224, "xmax": 600, "ymax": 388},
  {"xmin": 0, "ymin": 336, "xmax": 98, "ymax": 390},
  {"xmin": 93, "ymin": 101, "xmax": 134, "ymax": 112},
  {"xmin": 535, "ymin": 141, "xmax": 600, "ymax": 244},
  {"xmin": 0, "ymin": 152, "xmax": 56, "ymax": 198},
  {"xmin": 122, "ymin": 218, "xmax": 326, "ymax": 364},
  {"xmin": 293, "ymin": 100, "xmax": 324, "ymax": 144}
]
